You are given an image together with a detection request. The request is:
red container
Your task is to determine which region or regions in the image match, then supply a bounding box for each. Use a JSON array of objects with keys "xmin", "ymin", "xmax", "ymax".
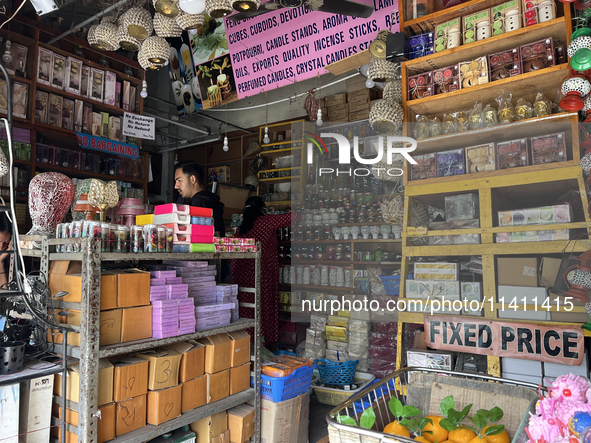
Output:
[
  {"xmin": 189, "ymin": 206, "xmax": 213, "ymax": 217},
  {"xmin": 530, "ymin": 132, "xmax": 567, "ymax": 165},
  {"xmin": 407, "ymin": 72, "xmax": 433, "ymax": 101},
  {"xmin": 496, "ymin": 138, "xmax": 529, "ymax": 169},
  {"xmin": 520, "ymin": 38, "xmax": 555, "ymax": 73},
  {"xmin": 488, "ymin": 48, "xmax": 522, "ymax": 81}
]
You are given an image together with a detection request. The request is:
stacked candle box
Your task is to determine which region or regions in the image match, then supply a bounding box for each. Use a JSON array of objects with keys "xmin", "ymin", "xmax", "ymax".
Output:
[
  {"xmin": 162, "ymin": 260, "xmax": 218, "ymax": 306},
  {"xmin": 216, "ymin": 284, "xmax": 239, "ymax": 322},
  {"xmin": 178, "ymin": 298, "xmax": 196, "ymax": 334},
  {"xmin": 152, "ymin": 300, "xmax": 179, "ymax": 338},
  {"xmin": 154, "ymin": 204, "xmax": 216, "ymax": 252},
  {"xmin": 150, "ymin": 270, "xmax": 196, "ymax": 337},
  {"xmin": 195, "ymin": 303, "xmax": 234, "ymax": 331},
  {"xmin": 214, "ymin": 237, "xmax": 257, "ymax": 253}
]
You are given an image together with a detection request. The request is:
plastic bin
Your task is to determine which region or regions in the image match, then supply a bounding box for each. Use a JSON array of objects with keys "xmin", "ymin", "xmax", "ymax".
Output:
[
  {"xmin": 312, "ymin": 372, "xmax": 375, "ymax": 406},
  {"xmin": 380, "ymin": 274, "xmax": 412, "ymax": 296},
  {"xmin": 252, "ymin": 363, "xmax": 315, "ymax": 402}
]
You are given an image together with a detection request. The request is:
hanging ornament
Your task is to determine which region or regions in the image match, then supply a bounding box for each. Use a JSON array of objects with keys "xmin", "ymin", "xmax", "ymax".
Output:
[
  {"xmin": 140, "ymin": 36, "xmax": 170, "ymax": 64},
  {"xmin": 367, "ymin": 57, "xmax": 397, "ymax": 83},
  {"xmin": 176, "ymin": 10, "xmax": 205, "ymax": 30},
  {"xmin": 121, "ymin": 7, "xmax": 154, "ymax": 41},
  {"xmin": 153, "ymin": 0, "xmax": 180, "ymax": 17},
  {"xmin": 93, "ymin": 16, "xmax": 120, "ymax": 51},
  {"xmin": 87, "ymin": 24, "xmax": 101, "ymax": 49},
  {"xmin": 223, "ymin": 136, "xmax": 229, "ymax": 152},
  {"xmin": 117, "ymin": 25, "xmax": 142, "ymax": 52},
  {"xmin": 153, "ymin": 12, "xmax": 183, "ymax": 37},
  {"xmin": 206, "ymin": 0, "xmax": 233, "ymax": 18},
  {"xmin": 232, "ymin": 0, "xmax": 260, "ymax": 12},
  {"xmin": 180, "ymin": 0, "xmax": 206, "ymax": 14},
  {"xmin": 138, "ymin": 45, "xmax": 164, "ymax": 70}
]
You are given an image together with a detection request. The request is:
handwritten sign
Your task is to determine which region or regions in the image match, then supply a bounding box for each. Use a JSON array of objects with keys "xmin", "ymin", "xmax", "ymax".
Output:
[
  {"xmin": 424, "ymin": 315, "xmax": 584, "ymax": 365},
  {"xmin": 122, "ymin": 112, "xmax": 155, "ymax": 140},
  {"xmin": 224, "ymin": 0, "xmax": 400, "ymax": 100},
  {"xmin": 76, "ymin": 132, "xmax": 139, "ymax": 159}
]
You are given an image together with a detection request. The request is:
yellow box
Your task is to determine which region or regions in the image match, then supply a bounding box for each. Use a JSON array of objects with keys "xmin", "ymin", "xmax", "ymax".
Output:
[{"xmin": 135, "ymin": 214, "xmax": 154, "ymax": 225}]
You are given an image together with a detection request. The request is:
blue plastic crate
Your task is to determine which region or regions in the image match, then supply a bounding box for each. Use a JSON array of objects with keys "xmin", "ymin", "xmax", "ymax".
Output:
[
  {"xmin": 351, "ymin": 378, "xmax": 396, "ymax": 414},
  {"xmin": 274, "ymin": 350, "xmax": 297, "ymax": 357},
  {"xmin": 380, "ymin": 274, "xmax": 412, "ymax": 296},
  {"xmin": 251, "ymin": 364, "xmax": 315, "ymax": 403}
]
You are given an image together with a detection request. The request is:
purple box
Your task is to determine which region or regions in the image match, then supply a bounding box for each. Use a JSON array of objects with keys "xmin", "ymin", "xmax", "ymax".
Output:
[
  {"xmin": 436, "ymin": 149, "xmax": 466, "ymax": 177},
  {"xmin": 166, "ymin": 277, "xmax": 183, "ymax": 284},
  {"xmin": 163, "ymin": 260, "xmax": 209, "ymax": 267},
  {"xmin": 151, "ymin": 278, "xmax": 168, "ymax": 286},
  {"xmin": 151, "ymin": 271, "xmax": 177, "ymax": 278}
]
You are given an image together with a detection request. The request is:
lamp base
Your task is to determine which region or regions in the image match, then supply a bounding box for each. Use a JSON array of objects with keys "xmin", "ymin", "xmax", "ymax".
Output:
[{"xmin": 564, "ymin": 286, "xmax": 590, "ymax": 303}]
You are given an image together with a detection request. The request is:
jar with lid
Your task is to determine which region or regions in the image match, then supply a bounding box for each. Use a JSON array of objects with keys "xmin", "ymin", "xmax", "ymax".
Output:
[
  {"xmin": 114, "ymin": 225, "xmax": 128, "ymax": 253},
  {"xmin": 144, "ymin": 225, "xmax": 158, "ymax": 252},
  {"xmin": 157, "ymin": 226, "xmax": 166, "ymax": 252},
  {"xmin": 320, "ymin": 265, "xmax": 329, "ymax": 286},
  {"xmin": 100, "ymin": 223, "xmax": 111, "ymax": 252},
  {"xmin": 165, "ymin": 227, "xmax": 174, "ymax": 252},
  {"xmin": 131, "ymin": 225, "xmax": 144, "ymax": 253}
]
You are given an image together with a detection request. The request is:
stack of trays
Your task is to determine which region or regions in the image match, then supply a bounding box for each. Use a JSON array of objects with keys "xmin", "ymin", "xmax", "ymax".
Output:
[
  {"xmin": 153, "ymin": 204, "xmax": 216, "ymax": 253},
  {"xmin": 217, "ymin": 284, "xmax": 239, "ymax": 322}
]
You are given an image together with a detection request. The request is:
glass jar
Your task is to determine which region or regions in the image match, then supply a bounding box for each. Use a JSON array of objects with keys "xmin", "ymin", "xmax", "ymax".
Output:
[
  {"xmin": 329, "ymin": 266, "xmax": 337, "ymax": 286},
  {"xmin": 100, "ymin": 223, "xmax": 111, "ymax": 253},
  {"xmin": 166, "ymin": 227, "xmax": 174, "ymax": 253},
  {"xmin": 144, "ymin": 224, "xmax": 158, "ymax": 252},
  {"xmin": 157, "ymin": 226, "xmax": 166, "ymax": 252},
  {"xmin": 321, "ymin": 265, "xmax": 329, "ymax": 286},
  {"xmin": 114, "ymin": 225, "xmax": 128, "ymax": 253},
  {"xmin": 131, "ymin": 225, "xmax": 144, "ymax": 253}
]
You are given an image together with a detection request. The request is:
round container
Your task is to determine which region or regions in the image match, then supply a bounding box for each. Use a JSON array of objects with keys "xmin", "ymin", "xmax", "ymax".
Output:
[
  {"xmin": 329, "ymin": 266, "xmax": 337, "ymax": 286},
  {"xmin": 297, "ymin": 266, "xmax": 304, "ymax": 284},
  {"xmin": 0, "ymin": 341, "xmax": 25, "ymax": 374},
  {"xmin": 166, "ymin": 227, "xmax": 174, "ymax": 252},
  {"xmin": 344, "ymin": 267, "xmax": 352, "ymax": 287},
  {"xmin": 336, "ymin": 267, "xmax": 345, "ymax": 287},
  {"xmin": 157, "ymin": 226, "xmax": 166, "ymax": 252},
  {"xmin": 100, "ymin": 223, "xmax": 111, "ymax": 252},
  {"xmin": 144, "ymin": 224, "xmax": 159, "ymax": 252},
  {"xmin": 114, "ymin": 225, "xmax": 128, "ymax": 253},
  {"xmin": 312, "ymin": 266, "xmax": 321, "ymax": 286},
  {"xmin": 303, "ymin": 266, "xmax": 311, "ymax": 285},
  {"xmin": 131, "ymin": 225, "xmax": 144, "ymax": 253}
]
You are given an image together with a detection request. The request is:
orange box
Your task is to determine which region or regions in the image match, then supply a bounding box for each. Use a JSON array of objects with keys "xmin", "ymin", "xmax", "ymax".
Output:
[
  {"xmin": 113, "ymin": 269, "xmax": 150, "ymax": 307},
  {"xmin": 58, "ymin": 309, "xmax": 122, "ymax": 347},
  {"xmin": 62, "ymin": 272, "xmax": 118, "ymax": 310},
  {"xmin": 229, "ymin": 363, "xmax": 250, "ymax": 396},
  {"xmin": 135, "ymin": 348, "xmax": 182, "ymax": 390},
  {"xmin": 228, "ymin": 405, "xmax": 255, "ymax": 443},
  {"xmin": 115, "ymin": 394, "xmax": 147, "ymax": 437},
  {"xmin": 199, "ymin": 333, "xmax": 232, "ymax": 374},
  {"xmin": 164, "ymin": 340, "xmax": 205, "ymax": 382},
  {"xmin": 147, "ymin": 385, "xmax": 182, "ymax": 425},
  {"xmin": 53, "ymin": 402, "xmax": 116, "ymax": 443},
  {"xmin": 227, "ymin": 331, "xmax": 250, "ymax": 368},
  {"xmin": 182, "ymin": 375, "xmax": 207, "ymax": 413},
  {"xmin": 111, "ymin": 356, "xmax": 149, "ymax": 401},
  {"xmin": 121, "ymin": 306, "xmax": 152, "ymax": 342}
]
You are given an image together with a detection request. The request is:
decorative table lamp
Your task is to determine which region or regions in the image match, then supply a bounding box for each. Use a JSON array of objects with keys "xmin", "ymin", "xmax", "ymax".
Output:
[
  {"xmin": 74, "ymin": 193, "xmax": 99, "ymax": 220},
  {"xmin": 88, "ymin": 180, "xmax": 119, "ymax": 222},
  {"xmin": 117, "ymin": 198, "xmax": 145, "ymax": 226}
]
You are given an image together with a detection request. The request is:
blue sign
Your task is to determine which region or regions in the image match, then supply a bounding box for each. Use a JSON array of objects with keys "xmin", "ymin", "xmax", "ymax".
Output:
[{"xmin": 76, "ymin": 132, "xmax": 140, "ymax": 159}]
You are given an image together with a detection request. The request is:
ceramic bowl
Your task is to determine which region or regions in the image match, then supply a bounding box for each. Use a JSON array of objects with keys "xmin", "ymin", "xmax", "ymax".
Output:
[{"xmin": 568, "ymin": 36, "xmax": 591, "ymax": 58}]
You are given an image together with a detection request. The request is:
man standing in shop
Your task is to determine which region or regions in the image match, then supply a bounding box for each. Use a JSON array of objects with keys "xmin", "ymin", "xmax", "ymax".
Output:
[{"xmin": 174, "ymin": 161, "xmax": 225, "ymax": 237}]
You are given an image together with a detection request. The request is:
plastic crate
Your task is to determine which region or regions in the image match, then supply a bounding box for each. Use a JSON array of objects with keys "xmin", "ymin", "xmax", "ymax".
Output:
[
  {"xmin": 312, "ymin": 372, "xmax": 375, "ymax": 406},
  {"xmin": 274, "ymin": 350, "xmax": 297, "ymax": 357},
  {"xmin": 316, "ymin": 359, "xmax": 358, "ymax": 386},
  {"xmin": 380, "ymin": 274, "xmax": 412, "ymax": 296},
  {"xmin": 252, "ymin": 364, "xmax": 315, "ymax": 403}
]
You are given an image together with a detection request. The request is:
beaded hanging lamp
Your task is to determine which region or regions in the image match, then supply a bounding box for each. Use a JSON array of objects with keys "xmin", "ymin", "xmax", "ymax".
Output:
[
  {"xmin": 92, "ymin": 16, "xmax": 120, "ymax": 51},
  {"xmin": 154, "ymin": 12, "xmax": 183, "ymax": 37},
  {"xmin": 140, "ymin": 36, "xmax": 170, "ymax": 64},
  {"xmin": 206, "ymin": 0, "xmax": 233, "ymax": 18},
  {"xmin": 121, "ymin": 7, "xmax": 154, "ymax": 40},
  {"xmin": 138, "ymin": 47, "xmax": 164, "ymax": 70},
  {"xmin": 176, "ymin": 10, "xmax": 205, "ymax": 30},
  {"xmin": 117, "ymin": 25, "xmax": 143, "ymax": 52},
  {"xmin": 232, "ymin": 0, "xmax": 260, "ymax": 12},
  {"xmin": 153, "ymin": 0, "xmax": 180, "ymax": 17},
  {"xmin": 87, "ymin": 24, "xmax": 101, "ymax": 49},
  {"xmin": 367, "ymin": 57, "xmax": 397, "ymax": 83}
]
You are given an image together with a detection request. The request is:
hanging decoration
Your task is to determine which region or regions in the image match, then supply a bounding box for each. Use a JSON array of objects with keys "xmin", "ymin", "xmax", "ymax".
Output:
[
  {"xmin": 120, "ymin": 7, "xmax": 154, "ymax": 40},
  {"xmin": 153, "ymin": 0, "xmax": 180, "ymax": 17},
  {"xmin": 93, "ymin": 16, "xmax": 120, "ymax": 51},
  {"xmin": 117, "ymin": 24, "xmax": 143, "ymax": 51},
  {"xmin": 205, "ymin": 0, "xmax": 233, "ymax": 18},
  {"xmin": 175, "ymin": 10, "xmax": 204, "ymax": 30},
  {"xmin": 140, "ymin": 36, "xmax": 170, "ymax": 64},
  {"xmin": 263, "ymin": 91, "xmax": 270, "ymax": 144},
  {"xmin": 231, "ymin": 0, "xmax": 260, "ymax": 12},
  {"xmin": 153, "ymin": 12, "xmax": 183, "ymax": 37},
  {"xmin": 138, "ymin": 44, "xmax": 165, "ymax": 70}
]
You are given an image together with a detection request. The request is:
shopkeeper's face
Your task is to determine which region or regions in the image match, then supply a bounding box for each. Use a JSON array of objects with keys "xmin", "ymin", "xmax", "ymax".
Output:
[
  {"xmin": 174, "ymin": 169, "xmax": 196, "ymax": 198},
  {"xmin": 0, "ymin": 231, "xmax": 10, "ymax": 250}
]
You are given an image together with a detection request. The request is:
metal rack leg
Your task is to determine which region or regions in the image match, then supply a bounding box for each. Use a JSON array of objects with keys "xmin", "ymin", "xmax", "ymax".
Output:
[{"xmin": 254, "ymin": 246, "xmax": 261, "ymax": 443}]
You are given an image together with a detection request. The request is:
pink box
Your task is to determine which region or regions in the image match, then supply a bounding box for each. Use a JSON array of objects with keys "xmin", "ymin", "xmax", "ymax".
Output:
[
  {"xmin": 190, "ymin": 234, "xmax": 215, "ymax": 244},
  {"xmin": 166, "ymin": 277, "xmax": 183, "ymax": 284},
  {"xmin": 151, "ymin": 271, "xmax": 177, "ymax": 278},
  {"xmin": 155, "ymin": 203, "xmax": 190, "ymax": 215},
  {"xmin": 150, "ymin": 278, "xmax": 168, "ymax": 286}
]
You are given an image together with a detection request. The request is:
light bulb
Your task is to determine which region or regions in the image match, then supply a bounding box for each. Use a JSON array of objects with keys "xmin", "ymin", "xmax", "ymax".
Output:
[
  {"xmin": 164, "ymin": 60, "xmax": 169, "ymax": 66},
  {"xmin": 366, "ymin": 78, "xmax": 375, "ymax": 88},
  {"xmin": 316, "ymin": 108, "xmax": 323, "ymax": 126},
  {"xmin": 179, "ymin": 0, "xmax": 206, "ymax": 14},
  {"xmin": 223, "ymin": 136, "xmax": 229, "ymax": 152},
  {"xmin": 263, "ymin": 126, "xmax": 270, "ymax": 144},
  {"xmin": 2, "ymin": 40, "xmax": 11, "ymax": 64},
  {"xmin": 140, "ymin": 80, "xmax": 148, "ymax": 98}
]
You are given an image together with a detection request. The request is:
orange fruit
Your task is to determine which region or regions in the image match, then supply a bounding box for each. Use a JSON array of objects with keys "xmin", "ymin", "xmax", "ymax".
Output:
[
  {"xmin": 449, "ymin": 429, "xmax": 477, "ymax": 443},
  {"xmin": 415, "ymin": 437, "xmax": 431, "ymax": 443},
  {"xmin": 384, "ymin": 420, "xmax": 410, "ymax": 438},
  {"xmin": 423, "ymin": 416, "xmax": 448, "ymax": 443},
  {"xmin": 468, "ymin": 436, "xmax": 489, "ymax": 443},
  {"xmin": 442, "ymin": 440, "xmax": 459, "ymax": 443},
  {"xmin": 481, "ymin": 427, "xmax": 509, "ymax": 443}
]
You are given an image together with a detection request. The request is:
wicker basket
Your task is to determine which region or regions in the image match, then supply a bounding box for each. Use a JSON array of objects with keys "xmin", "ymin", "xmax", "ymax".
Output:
[
  {"xmin": 206, "ymin": 0, "xmax": 233, "ymax": 18},
  {"xmin": 138, "ymin": 45, "xmax": 165, "ymax": 70},
  {"xmin": 121, "ymin": 7, "xmax": 154, "ymax": 40},
  {"xmin": 153, "ymin": 0, "xmax": 180, "ymax": 17},
  {"xmin": 231, "ymin": 0, "xmax": 260, "ymax": 11},
  {"xmin": 117, "ymin": 25, "xmax": 142, "ymax": 51},
  {"xmin": 369, "ymin": 100, "xmax": 403, "ymax": 134},
  {"xmin": 87, "ymin": 24, "xmax": 100, "ymax": 49},
  {"xmin": 176, "ymin": 10, "xmax": 205, "ymax": 30},
  {"xmin": 154, "ymin": 12, "xmax": 183, "ymax": 37},
  {"xmin": 367, "ymin": 57, "xmax": 396, "ymax": 83},
  {"xmin": 140, "ymin": 36, "xmax": 170, "ymax": 64}
]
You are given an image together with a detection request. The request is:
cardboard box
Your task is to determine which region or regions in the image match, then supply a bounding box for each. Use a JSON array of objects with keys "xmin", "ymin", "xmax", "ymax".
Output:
[
  {"xmin": 92, "ymin": 112, "xmax": 102, "ymax": 136},
  {"xmin": 54, "ymin": 359, "xmax": 114, "ymax": 406},
  {"xmin": 549, "ymin": 292, "xmax": 588, "ymax": 322},
  {"xmin": 147, "ymin": 385, "xmax": 182, "ymax": 425},
  {"xmin": 199, "ymin": 333, "xmax": 232, "ymax": 373},
  {"xmin": 48, "ymin": 94, "xmax": 63, "ymax": 128},
  {"xmin": 230, "ymin": 363, "xmax": 250, "ymax": 395},
  {"xmin": 497, "ymin": 286, "xmax": 550, "ymax": 320},
  {"xmin": 414, "ymin": 262, "xmax": 458, "ymax": 280},
  {"xmin": 20, "ymin": 375, "xmax": 54, "ymax": 443},
  {"xmin": 190, "ymin": 411, "xmax": 228, "ymax": 443},
  {"xmin": 164, "ymin": 340, "xmax": 205, "ymax": 382},
  {"xmin": 0, "ymin": 383, "xmax": 19, "ymax": 442},
  {"xmin": 260, "ymin": 390, "xmax": 310, "ymax": 443},
  {"xmin": 228, "ymin": 405, "xmax": 255, "ymax": 443},
  {"xmin": 207, "ymin": 369, "xmax": 230, "ymax": 404},
  {"xmin": 463, "ymin": 9, "xmax": 491, "ymax": 44},
  {"xmin": 349, "ymin": 108, "xmax": 370, "ymax": 122},
  {"xmin": 54, "ymin": 402, "xmax": 116, "ymax": 443},
  {"xmin": 81, "ymin": 66, "xmax": 90, "ymax": 97},
  {"xmin": 497, "ymin": 257, "xmax": 539, "ymax": 287},
  {"xmin": 539, "ymin": 257, "xmax": 562, "ymax": 288},
  {"xmin": 35, "ymin": 90, "xmax": 49, "ymax": 124},
  {"xmin": 104, "ymin": 71, "xmax": 117, "ymax": 106},
  {"xmin": 60, "ymin": 308, "xmax": 122, "ymax": 346},
  {"xmin": 135, "ymin": 348, "xmax": 182, "ymax": 390},
  {"xmin": 227, "ymin": 330, "xmax": 250, "ymax": 367},
  {"xmin": 57, "ymin": 267, "xmax": 118, "ymax": 309},
  {"xmin": 213, "ymin": 430, "xmax": 230, "ymax": 443},
  {"xmin": 325, "ymin": 93, "xmax": 347, "ymax": 106},
  {"xmin": 113, "ymin": 269, "xmax": 150, "ymax": 307},
  {"xmin": 121, "ymin": 306, "xmax": 153, "ymax": 342},
  {"xmin": 111, "ymin": 356, "xmax": 149, "ymax": 401},
  {"xmin": 65, "ymin": 57, "xmax": 83, "ymax": 95},
  {"xmin": 90, "ymin": 68, "xmax": 105, "ymax": 102},
  {"xmin": 182, "ymin": 375, "xmax": 207, "ymax": 413},
  {"xmin": 115, "ymin": 394, "xmax": 146, "ymax": 436}
]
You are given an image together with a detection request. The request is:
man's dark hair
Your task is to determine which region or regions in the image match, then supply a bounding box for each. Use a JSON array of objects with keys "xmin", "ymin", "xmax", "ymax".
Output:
[
  {"xmin": 0, "ymin": 213, "xmax": 12, "ymax": 234},
  {"xmin": 175, "ymin": 161, "xmax": 206, "ymax": 189}
]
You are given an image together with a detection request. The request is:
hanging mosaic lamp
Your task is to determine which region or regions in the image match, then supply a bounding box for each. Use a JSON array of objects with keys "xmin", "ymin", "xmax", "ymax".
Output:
[
  {"xmin": 140, "ymin": 36, "xmax": 170, "ymax": 64},
  {"xmin": 121, "ymin": 7, "xmax": 154, "ymax": 41},
  {"xmin": 367, "ymin": 57, "xmax": 396, "ymax": 83},
  {"xmin": 559, "ymin": 76, "xmax": 591, "ymax": 111},
  {"xmin": 232, "ymin": 0, "xmax": 260, "ymax": 12},
  {"xmin": 138, "ymin": 39, "xmax": 165, "ymax": 70},
  {"xmin": 206, "ymin": 0, "xmax": 233, "ymax": 18},
  {"xmin": 153, "ymin": 12, "xmax": 183, "ymax": 37},
  {"xmin": 87, "ymin": 24, "xmax": 101, "ymax": 49},
  {"xmin": 93, "ymin": 16, "xmax": 120, "ymax": 51},
  {"xmin": 153, "ymin": 0, "xmax": 180, "ymax": 17},
  {"xmin": 175, "ymin": 10, "xmax": 205, "ymax": 30},
  {"xmin": 117, "ymin": 25, "xmax": 142, "ymax": 52}
]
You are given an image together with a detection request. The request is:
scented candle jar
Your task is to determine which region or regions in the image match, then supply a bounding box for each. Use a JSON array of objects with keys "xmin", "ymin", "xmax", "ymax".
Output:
[
  {"xmin": 100, "ymin": 222, "xmax": 111, "ymax": 253},
  {"xmin": 144, "ymin": 224, "xmax": 158, "ymax": 253},
  {"xmin": 131, "ymin": 225, "xmax": 144, "ymax": 253}
]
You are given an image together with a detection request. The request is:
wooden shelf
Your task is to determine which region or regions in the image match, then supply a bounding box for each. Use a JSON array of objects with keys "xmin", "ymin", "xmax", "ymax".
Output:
[
  {"xmin": 261, "ymin": 140, "xmax": 301, "ymax": 148},
  {"xmin": 289, "ymin": 239, "xmax": 403, "ymax": 243},
  {"xmin": 280, "ymin": 284, "xmax": 355, "ymax": 291},
  {"xmin": 36, "ymin": 82, "xmax": 130, "ymax": 116},
  {"xmin": 266, "ymin": 200, "xmax": 295, "ymax": 206},
  {"xmin": 406, "ymin": 64, "xmax": 568, "ymax": 116},
  {"xmin": 259, "ymin": 147, "xmax": 303, "ymax": 158},
  {"xmin": 404, "ymin": 18, "xmax": 567, "ymax": 74},
  {"xmin": 35, "ymin": 163, "xmax": 145, "ymax": 184},
  {"xmin": 9, "ymin": 75, "xmax": 33, "ymax": 86},
  {"xmin": 411, "ymin": 112, "xmax": 577, "ymax": 155}
]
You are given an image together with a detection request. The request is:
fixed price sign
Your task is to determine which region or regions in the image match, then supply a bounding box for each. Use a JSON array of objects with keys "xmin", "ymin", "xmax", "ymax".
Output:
[
  {"xmin": 424, "ymin": 315, "xmax": 584, "ymax": 365},
  {"xmin": 225, "ymin": 0, "xmax": 400, "ymax": 99}
]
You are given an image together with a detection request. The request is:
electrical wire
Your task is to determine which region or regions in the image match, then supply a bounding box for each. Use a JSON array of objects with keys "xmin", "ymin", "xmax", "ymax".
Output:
[{"xmin": 0, "ymin": 0, "xmax": 28, "ymax": 30}]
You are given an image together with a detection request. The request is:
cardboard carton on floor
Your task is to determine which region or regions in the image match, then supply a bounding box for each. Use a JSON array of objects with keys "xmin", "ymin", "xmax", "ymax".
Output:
[
  {"xmin": 54, "ymin": 359, "xmax": 114, "ymax": 406},
  {"xmin": 497, "ymin": 257, "xmax": 539, "ymax": 287},
  {"xmin": 230, "ymin": 362, "xmax": 250, "ymax": 395},
  {"xmin": 228, "ymin": 404, "xmax": 255, "ymax": 443},
  {"xmin": 20, "ymin": 375, "xmax": 54, "ymax": 443},
  {"xmin": 135, "ymin": 348, "xmax": 182, "ymax": 390},
  {"xmin": 207, "ymin": 369, "xmax": 230, "ymax": 404},
  {"xmin": 147, "ymin": 385, "xmax": 182, "ymax": 425},
  {"xmin": 112, "ymin": 269, "xmax": 150, "ymax": 307},
  {"xmin": 121, "ymin": 305, "xmax": 153, "ymax": 342},
  {"xmin": 539, "ymin": 257, "xmax": 562, "ymax": 288},
  {"xmin": 190, "ymin": 411, "xmax": 228, "ymax": 443},
  {"xmin": 199, "ymin": 333, "xmax": 232, "ymax": 373},
  {"xmin": 115, "ymin": 394, "xmax": 147, "ymax": 436},
  {"xmin": 164, "ymin": 340, "xmax": 205, "ymax": 382},
  {"xmin": 213, "ymin": 430, "xmax": 230, "ymax": 443},
  {"xmin": 260, "ymin": 390, "xmax": 310, "ymax": 443},
  {"xmin": 111, "ymin": 356, "xmax": 149, "ymax": 401},
  {"xmin": 53, "ymin": 402, "xmax": 116, "ymax": 443},
  {"xmin": 227, "ymin": 330, "xmax": 250, "ymax": 367},
  {"xmin": 182, "ymin": 375, "xmax": 207, "ymax": 413}
]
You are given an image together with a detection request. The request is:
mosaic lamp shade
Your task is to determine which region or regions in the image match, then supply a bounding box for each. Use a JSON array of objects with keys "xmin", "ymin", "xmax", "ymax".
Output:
[
  {"xmin": 74, "ymin": 193, "xmax": 99, "ymax": 221},
  {"xmin": 117, "ymin": 197, "xmax": 145, "ymax": 226},
  {"xmin": 26, "ymin": 172, "xmax": 75, "ymax": 239},
  {"xmin": 565, "ymin": 250, "xmax": 591, "ymax": 302},
  {"xmin": 88, "ymin": 179, "xmax": 119, "ymax": 222},
  {"xmin": 71, "ymin": 178, "xmax": 98, "ymax": 221}
]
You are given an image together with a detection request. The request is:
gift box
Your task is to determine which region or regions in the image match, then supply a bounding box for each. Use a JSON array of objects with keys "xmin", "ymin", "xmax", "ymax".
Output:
[
  {"xmin": 465, "ymin": 143, "xmax": 495, "ymax": 174},
  {"xmin": 497, "ymin": 203, "xmax": 572, "ymax": 226},
  {"xmin": 496, "ymin": 138, "xmax": 529, "ymax": 169},
  {"xmin": 445, "ymin": 193, "xmax": 479, "ymax": 221},
  {"xmin": 459, "ymin": 57, "xmax": 489, "ymax": 89},
  {"xmin": 407, "ymin": 72, "xmax": 433, "ymax": 101},
  {"xmin": 436, "ymin": 149, "xmax": 465, "ymax": 177},
  {"xmin": 404, "ymin": 32, "xmax": 434, "ymax": 60},
  {"xmin": 462, "ymin": 9, "xmax": 491, "ymax": 44},
  {"xmin": 488, "ymin": 48, "xmax": 522, "ymax": 81},
  {"xmin": 434, "ymin": 18, "xmax": 461, "ymax": 53},
  {"xmin": 530, "ymin": 132, "xmax": 566, "ymax": 165},
  {"xmin": 432, "ymin": 65, "xmax": 459, "ymax": 95},
  {"xmin": 411, "ymin": 153, "xmax": 436, "ymax": 180},
  {"xmin": 520, "ymin": 38, "xmax": 554, "ymax": 73}
]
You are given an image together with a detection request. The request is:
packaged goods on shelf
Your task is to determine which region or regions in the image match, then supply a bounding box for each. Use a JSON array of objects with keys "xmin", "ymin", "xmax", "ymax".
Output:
[
  {"xmin": 348, "ymin": 319, "xmax": 370, "ymax": 334},
  {"xmin": 498, "ymin": 203, "xmax": 572, "ymax": 226},
  {"xmin": 530, "ymin": 132, "xmax": 567, "ymax": 165},
  {"xmin": 306, "ymin": 328, "xmax": 326, "ymax": 345},
  {"xmin": 437, "ymin": 149, "xmax": 466, "ymax": 177},
  {"xmin": 51, "ymin": 53, "xmax": 66, "ymax": 90},
  {"xmin": 466, "ymin": 143, "xmax": 496, "ymax": 173},
  {"xmin": 414, "ymin": 262, "xmax": 458, "ymax": 280},
  {"xmin": 488, "ymin": 47, "xmax": 522, "ymax": 81},
  {"xmin": 445, "ymin": 193, "xmax": 480, "ymax": 221},
  {"xmin": 326, "ymin": 340, "xmax": 348, "ymax": 351},
  {"xmin": 459, "ymin": 56, "xmax": 489, "ymax": 87},
  {"xmin": 434, "ymin": 19, "xmax": 460, "ymax": 53},
  {"xmin": 406, "ymin": 280, "xmax": 460, "ymax": 300},
  {"xmin": 491, "ymin": 0, "xmax": 521, "ymax": 35},
  {"xmin": 37, "ymin": 47, "xmax": 52, "ymax": 86},
  {"xmin": 463, "ymin": 9, "xmax": 491, "ymax": 44},
  {"xmin": 349, "ymin": 332, "xmax": 370, "ymax": 347},
  {"xmin": 461, "ymin": 282, "xmax": 483, "ymax": 315},
  {"xmin": 411, "ymin": 153, "xmax": 437, "ymax": 180},
  {"xmin": 407, "ymin": 72, "xmax": 433, "ymax": 100},
  {"xmin": 405, "ymin": 32, "xmax": 434, "ymax": 60},
  {"xmin": 432, "ymin": 64, "xmax": 460, "ymax": 95},
  {"xmin": 407, "ymin": 350, "xmax": 455, "ymax": 370},
  {"xmin": 520, "ymin": 38, "xmax": 555, "ymax": 72},
  {"xmin": 310, "ymin": 314, "xmax": 328, "ymax": 331},
  {"xmin": 429, "ymin": 233, "xmax": 481, "ymax": 245},
  {"xmin": 496, "ymin": 229, "xmax": 570, "ymax": 242},
  {"xmin": 349, "ymin": 342, "xmax": 369, "ymax": 356}
]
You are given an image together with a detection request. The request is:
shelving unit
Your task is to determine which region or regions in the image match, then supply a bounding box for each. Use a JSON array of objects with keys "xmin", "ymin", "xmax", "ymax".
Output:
[
  {"xmin": 21, "ymin": 236, "xmax": 262, "ymax": 443},
  {"xmin": 397, "ymin": 0, "xmax": 582, "ymax": 377}
]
